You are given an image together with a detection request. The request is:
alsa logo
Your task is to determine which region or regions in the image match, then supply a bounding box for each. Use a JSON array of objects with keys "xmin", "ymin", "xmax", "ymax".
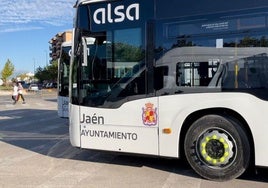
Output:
[{"xmin": 93, "ymin": 3, "xmax": 140, "ymax": 25}]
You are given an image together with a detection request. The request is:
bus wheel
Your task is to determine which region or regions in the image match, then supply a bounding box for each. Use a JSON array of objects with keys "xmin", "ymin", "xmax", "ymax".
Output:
[{"xmin": 184, "ymin": 114, "xmax": 250, "ymax": 181}]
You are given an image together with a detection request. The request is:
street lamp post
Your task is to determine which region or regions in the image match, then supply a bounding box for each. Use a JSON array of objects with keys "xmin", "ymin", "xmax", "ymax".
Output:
[{"xmin": 33, "ymin": 58, "xmax": 36, "ymax": 83}]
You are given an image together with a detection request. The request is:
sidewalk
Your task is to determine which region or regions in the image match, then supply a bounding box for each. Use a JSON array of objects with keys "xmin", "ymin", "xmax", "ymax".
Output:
[{"xmin": 0, "ymin": 90, "xmax": 11, "ymax": 96}]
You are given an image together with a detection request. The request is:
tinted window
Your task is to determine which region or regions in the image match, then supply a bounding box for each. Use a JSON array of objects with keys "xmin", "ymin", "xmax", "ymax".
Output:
[
  {"xmin": 79, "ymin": 28, "xmax": 146, "ymax": 108},
  {"xmin": 155, "ymin": 11, "xmax": 268, "ymax": 99}
]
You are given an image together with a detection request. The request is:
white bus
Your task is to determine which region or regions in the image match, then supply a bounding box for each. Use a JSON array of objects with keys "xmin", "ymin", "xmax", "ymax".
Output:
[
  {"xmin": 69, "ymin": 0, "xmax": 268, "ymax": 181},
  {"xmin": 58, "ymin": 41, "xmax": 71, "ymax": 118}
]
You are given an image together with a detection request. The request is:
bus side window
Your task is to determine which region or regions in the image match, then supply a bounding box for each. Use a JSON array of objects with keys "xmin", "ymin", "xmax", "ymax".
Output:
[{"xmin": 176, "ymin": 62, "xmax": 219, "ymax": 87}]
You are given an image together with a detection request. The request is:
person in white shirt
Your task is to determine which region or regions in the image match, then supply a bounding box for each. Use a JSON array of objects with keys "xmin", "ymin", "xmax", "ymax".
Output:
[
  {"xmin": 12, "ymin": 82, "xmax": 18, "ymax": 104},
  {"xmin": 18, "ymin": 82, "xmax": 26, "ymax": 104}
]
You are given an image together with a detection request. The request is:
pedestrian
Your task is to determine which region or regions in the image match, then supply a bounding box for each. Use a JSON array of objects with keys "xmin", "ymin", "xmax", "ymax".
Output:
[
  {"xmin": 12, "ymin": 82, "xmax": 18, "ymax": 104},
  {"xmin": 18, "ymin": 82, "xmax": 26, "ymax": 104}
]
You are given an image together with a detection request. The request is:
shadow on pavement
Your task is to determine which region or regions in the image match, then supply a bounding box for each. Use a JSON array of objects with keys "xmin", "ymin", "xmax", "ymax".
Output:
[{"xmin": 0, "ymin": 108, "xmax": 268, "ymax": 183}]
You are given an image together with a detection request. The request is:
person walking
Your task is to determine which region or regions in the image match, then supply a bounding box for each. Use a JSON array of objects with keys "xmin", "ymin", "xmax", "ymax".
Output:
[
  {"xmin": 18, "ymin": 82, "xmax": 26, "ymax": 104},
  {"xmin": 12, "ymin": 82, "xmax": 18, "ymax": 104}
]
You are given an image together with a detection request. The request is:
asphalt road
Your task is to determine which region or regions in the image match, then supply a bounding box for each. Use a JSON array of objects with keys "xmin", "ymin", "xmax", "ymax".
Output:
[{"xmin": 0, "ymin": 90, "xmax": 268, "ymax": 188}]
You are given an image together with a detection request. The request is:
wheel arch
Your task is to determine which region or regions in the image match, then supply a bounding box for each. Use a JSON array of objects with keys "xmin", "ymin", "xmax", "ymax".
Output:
[{"xmin": 179, "ymin": 107, "xmax": 255, "ymax": 167}]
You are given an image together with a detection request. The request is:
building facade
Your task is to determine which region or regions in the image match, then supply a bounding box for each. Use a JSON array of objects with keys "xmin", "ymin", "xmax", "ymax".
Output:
[{"xmin": 49, "ymin": 30, "xmax": 72, "ymax": 63}]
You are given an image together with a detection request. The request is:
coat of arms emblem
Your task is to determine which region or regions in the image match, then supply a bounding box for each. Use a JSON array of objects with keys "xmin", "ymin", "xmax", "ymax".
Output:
[{"xmin": 142, "ymin": 102, "xmax": 157, "ymax": 126}]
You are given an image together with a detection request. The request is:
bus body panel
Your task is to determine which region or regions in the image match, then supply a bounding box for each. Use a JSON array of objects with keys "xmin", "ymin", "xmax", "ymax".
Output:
[
  {"xmin": 158, "ymin": 93, "xmax": 268, "ymax": 166},
  {"xmin": 80, "ymin": 124, "xmax": 159, "ymax": 155},
  {"xmin": 76, "ymin": 98, "xmax": 159, "ymax": 155},
  {"xmin": 70, "ymin": 92, "xmax": 268, "ymax": 166},
  {"xmin": 57, "ymin": 96, "xmax": 69, "ymax": 118},
  {"xmin": 69, "ymin": 104, "xmax": 81, "ymax": 147}
]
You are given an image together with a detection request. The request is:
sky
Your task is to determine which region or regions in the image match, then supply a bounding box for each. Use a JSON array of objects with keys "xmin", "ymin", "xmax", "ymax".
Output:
[{"xmin": 0, "ymin": 0, "xmax": 76, "ymax": 75}]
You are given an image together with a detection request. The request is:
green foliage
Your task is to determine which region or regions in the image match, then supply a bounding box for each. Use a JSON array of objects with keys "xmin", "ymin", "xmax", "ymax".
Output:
[
  {"xmin": 1, "ymin": 59, "xmax": 15, "ymax": 85},
  {"xmin": 35, "ymin": 60, "xmax": 58, "ymax": 83}
]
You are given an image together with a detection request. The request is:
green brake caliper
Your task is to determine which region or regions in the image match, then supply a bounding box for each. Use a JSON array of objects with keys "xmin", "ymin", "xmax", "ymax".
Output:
[{"xmin": 198, "ymin": 130, "xmax": 234, "ymax": 166}]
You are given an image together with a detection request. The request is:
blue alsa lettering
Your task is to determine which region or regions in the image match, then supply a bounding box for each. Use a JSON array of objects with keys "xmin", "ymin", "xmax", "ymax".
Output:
[{"xmin": 80, "ymin": 113, "xmax": 105, "ymax": 124}]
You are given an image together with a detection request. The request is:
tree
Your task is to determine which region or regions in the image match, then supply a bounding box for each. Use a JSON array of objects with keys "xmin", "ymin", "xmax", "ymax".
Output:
[
  {"xmin": 35, "ymin": 61, "xmax": 58, "ymax": 83},
  {"xmin": 47, "ymin": 60, "xmax": 58, "ymax": 81},
  {"xmin": 1, "ymin": 59, "xmax": 15, "ymax": 85}
]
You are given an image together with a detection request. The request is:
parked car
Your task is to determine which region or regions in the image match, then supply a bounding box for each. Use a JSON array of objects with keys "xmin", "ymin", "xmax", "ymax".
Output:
[{"xmin": 28, "ymin": 84, "xmax": 39, "ymax": 91}]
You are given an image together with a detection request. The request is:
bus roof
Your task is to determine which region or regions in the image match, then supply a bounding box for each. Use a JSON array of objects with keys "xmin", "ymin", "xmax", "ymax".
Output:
[
  {"xmin": 75, "ymin": 0, "xmax": 268, "ymax": 19},
  {"xmin": 74, "ymin": 0, "xmax": 108, "ymax": 7},
  {"xmin": 154, "ymin": 0, "xmax": 268, "ymax": 19}
]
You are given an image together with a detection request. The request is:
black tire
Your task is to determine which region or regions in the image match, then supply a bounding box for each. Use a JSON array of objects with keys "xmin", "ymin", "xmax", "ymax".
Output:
[{"xmin": 184, "ymin": 114, "xmax": 250, "ymax": 181}]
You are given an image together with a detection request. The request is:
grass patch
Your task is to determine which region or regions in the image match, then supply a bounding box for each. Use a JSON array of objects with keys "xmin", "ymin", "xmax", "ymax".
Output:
[{"xmin": 0, "ymin": 85, "xmax": 12, "ymax": 91}]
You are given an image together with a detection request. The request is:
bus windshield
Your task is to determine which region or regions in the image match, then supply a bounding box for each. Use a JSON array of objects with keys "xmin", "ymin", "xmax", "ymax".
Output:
[
  {"xmin": 71, "ymin": 0, "xmax": 154, "ymax": 108},
  {"xmin": 72, "ymin": 28, "xmax": 145, "ymax": 108},
  {"xmin": 58, "ymin": 44, "xmax": 71, "ymax": 97}
]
